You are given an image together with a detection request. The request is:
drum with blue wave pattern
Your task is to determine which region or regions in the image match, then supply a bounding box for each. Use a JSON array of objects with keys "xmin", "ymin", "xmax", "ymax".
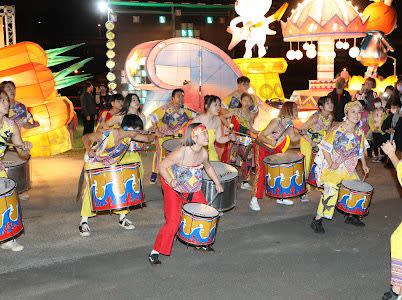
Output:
[
  {"xmin": 0, "ymin": 178, "xmax": 23, "ymax": 242},
  {"xmin": 337, "ymin": 180, "xmax": 373, "ymax": 215},
  {"xmin": 177, "ymin": 203, "xmax": 220, "ymax": 247},
  {"xmin": 307, "ymin": 163, "xmax": 319, "ymax": 187},
  {"xmin": 263, "ymin": 152, "xmax": 306, "ymax": 199},
  {"xmin": 86, "ymin": 163, "xmax": 144, "ymax": 211}
]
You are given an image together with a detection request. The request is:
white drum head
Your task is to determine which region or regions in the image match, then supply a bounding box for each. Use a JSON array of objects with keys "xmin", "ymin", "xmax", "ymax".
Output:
[
  {"xmin": 263, "ymin": 151, "xmax": 304, "ymax": 165},
  {"xmin": 162, "ymin": 138, "xmax": 184, "ymax": 152},
  {"xmin": 342, "ymin": 180, "xmax": 373, "ymax": 192},
  {"xmin": 203, "ymin": 161, "xmax": 238, "ymax": 182},
  {"xmin": 0, "ymin": 178, "xmax": 15, "ymax": 195},
  {"xmin": 183, "ymin": 203, "xmax": 219, "ymax": 218},
  {"xmin": 3, "ymin": 151, "xmax": 26, "ymax": 167}
]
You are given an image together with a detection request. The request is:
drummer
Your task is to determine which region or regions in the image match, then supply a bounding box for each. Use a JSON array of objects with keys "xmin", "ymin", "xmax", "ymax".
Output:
[
  {"xmin": 0, "ymin": 88, "xmax": 32, "ymax": 252},
  {"xmin": 220, "ymin": 92, "xmax": 259, "ymax": 190},
  {"xmin": 148, "ymin": 123, "xmax": 223, "ymax": 265},
  {"xmin": 310, "ymin": 101, "xmax": 370, "ymax": 234},
  {"xmin": 192, "ymin": 95, "xmax": 236, "ymax": 161},
  {"xmin": 381, "ymin": 141, "xmax": 402, "ymax": 300},
  {"xmin": 96, "ymin": 93, "xmax": 124, "ymax": 130},
  {"xmin": 250, "ymin": 101, "xmax": 300, "ymax": 211},
  {"xmin": 299, "ymin": 96, "xmax": 334, "ymax": 197},
  {"xmin": 103, "ymin": 93, "xmax": 148, "ymax": 179},
  {"xmin": 79, "ymin": 114, "xmax": 155, "ymax": 237},
  {"xmin": 148, "ymin": 89, "xmax": 195, "ymax": 184},
  {"xmin": 105, "ymin": 93, "xmax": 146, "ymax": 129},
  {"xmin": 0, "ymin": 81, "xmax": 40, "ymax": 129}
]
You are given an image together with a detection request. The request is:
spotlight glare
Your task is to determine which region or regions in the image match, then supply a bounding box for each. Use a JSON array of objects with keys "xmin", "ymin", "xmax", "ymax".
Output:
[{"xmin": 97, "ymin": 1, "xmax": 109, "ymax": 13}]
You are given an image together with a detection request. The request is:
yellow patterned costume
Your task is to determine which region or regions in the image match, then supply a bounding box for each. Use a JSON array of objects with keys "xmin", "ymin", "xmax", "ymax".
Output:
[
  {"xmin": 207, "ymin": 129, "xmax": 219, "ymax": 161},
  {"xmin": 149, "ymin": 103, "xmax": 193, "ymax": 174},
  {"xmin": 315, "ymin": 125, "xmax": 368, "ymax": 219},
  {"xmin": 0, "ymin": 117, "xmax": 14, "ymax": 178},
  {"xmin": 300, "ymin": 112, "xmax": 332, "ymax": 178},
  {"xmin": 391, "ymin": 162, "xmax": 402, "ymax": 291},
  {"xmin": 80, "ymin": 129, "xmax": 141, "ymax": 217}
]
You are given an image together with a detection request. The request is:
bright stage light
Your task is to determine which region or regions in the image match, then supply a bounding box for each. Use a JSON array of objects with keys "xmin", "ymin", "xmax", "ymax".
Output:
[
  {"xmin": 349, "ymin": 46, "xmax": 360, "ymax": 58},
  {"xmin": 97, "ymin": 1, "xmax": 109, "ymax": 13},
  {"xmin": 159, "ymin": 16, "xmax": 166, "ymax": 24}
]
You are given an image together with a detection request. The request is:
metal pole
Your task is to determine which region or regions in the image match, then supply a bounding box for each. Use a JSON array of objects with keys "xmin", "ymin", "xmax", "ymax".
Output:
[
  {"xmin": 388, "ymin": 56, "xmax": 397, "ymax": 76},
  {"xmin": 171, "ymin": 6, "xmax": 175, "ymax": 38}
]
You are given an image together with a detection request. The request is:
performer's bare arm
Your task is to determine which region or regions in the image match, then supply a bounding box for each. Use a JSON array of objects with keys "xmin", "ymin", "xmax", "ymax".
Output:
[
  {"xmin": 82, "ymin": 131, "xmax": 103, "ymax": 157},
  {"xmin": 203, "ymin": 155, "xmax": 224, "ymax": 193},
  {"xmin": 258, "ymin": 118, "xmax": 279, "ymax": 146},
  {"xmin": 11, "ymin": 122, "xmax": 32, "ymax": 160}
]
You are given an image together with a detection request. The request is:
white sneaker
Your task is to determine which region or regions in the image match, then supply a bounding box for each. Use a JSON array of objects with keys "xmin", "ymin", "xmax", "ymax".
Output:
[
  {"xmin": 276, "ymin": 199, "xmax": 294, "ymax": 206},
  {"xmin": 79, "ymin": 222, "xmax": 91, "ymax": 237},
  {"xmin": 300, "ymin": 194, "xmax": 309, "ymax": 202},
  {"xmin": 119, "ymin": 218, "xmax": 135, "ymax": 230},
  {"xmin": 249, "ymin": 197, "xmax": 261, "ymax": 211},
  {"xmin": 241, "ymin": 182, "xmax": 252, "ymax": 190},
  {"xmin": 1, "ymin": 240, "xmax": 24, "ymax": 251}
]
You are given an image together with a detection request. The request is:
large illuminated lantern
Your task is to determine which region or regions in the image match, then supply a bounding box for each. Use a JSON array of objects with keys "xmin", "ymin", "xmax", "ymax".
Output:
[
  {"xmin": 0, "ymin": 42, "xmax": 92, "ymax": 156},
  {"xmin": 227, "ymin": 0, "xmax": 288, "ymax": 58}
]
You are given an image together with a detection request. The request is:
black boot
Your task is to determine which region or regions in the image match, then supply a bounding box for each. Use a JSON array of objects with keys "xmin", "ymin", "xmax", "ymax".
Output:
[
  {"xmin": 310, "ymin": 217, "xmax": 325, "ymax": 233},
  {"xmin": 345, "ymin": 215, "xmax": 365, "ymax": 227}
]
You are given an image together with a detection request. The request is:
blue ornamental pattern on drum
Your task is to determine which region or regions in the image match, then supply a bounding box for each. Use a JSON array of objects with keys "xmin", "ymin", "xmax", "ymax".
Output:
[
  {"xmin": 177, "ymin": 218, "xmax": 216, "ymax": 246},
  {"xmin": 265, "ymin": 170, "xmax": 306, "ymax": 198},
  {"xmin": 337, "ymin": 194, "xmax": 369, "ymax": 215},
  {"xmin": 0, "ymin": 202, "xmax": 23, "ymax": 242},
  {"xmin": 90, "ymin": 170, "xmax": 143, "ymax": 211}
]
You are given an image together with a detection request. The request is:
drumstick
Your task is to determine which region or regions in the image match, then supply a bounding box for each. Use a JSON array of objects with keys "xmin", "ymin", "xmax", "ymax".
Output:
[
  {"xmin": 4, "ymin": 142, "xmax": 23, "ymax": 148},
  {"xmin": 361, "ymin": 172, "xmax": 368, "ymax": 182}
]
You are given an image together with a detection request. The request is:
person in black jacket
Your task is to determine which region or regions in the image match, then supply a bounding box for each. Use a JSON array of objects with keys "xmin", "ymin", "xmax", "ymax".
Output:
[
  {"xmin": 327, "ymin": 77, "xmax": 351, "ymax": 122},
  {"xmin": 80, "ymin": 82, "xmax": 97, "ymax": 134},
  {"xmin": 382, "ymin": 98, "xmax": 402, "ymax": 153}
]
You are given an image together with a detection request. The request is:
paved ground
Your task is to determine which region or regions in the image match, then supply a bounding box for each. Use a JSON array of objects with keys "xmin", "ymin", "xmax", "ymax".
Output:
[{"xmin": 0, "ymin": 151, "xmax": 401, "ymax": 299}]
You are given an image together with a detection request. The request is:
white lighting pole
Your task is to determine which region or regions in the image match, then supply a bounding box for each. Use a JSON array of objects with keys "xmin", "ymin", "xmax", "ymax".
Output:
[{"xmin": 388, "ymin": 55, "xmax": 397, "ymax": 76}]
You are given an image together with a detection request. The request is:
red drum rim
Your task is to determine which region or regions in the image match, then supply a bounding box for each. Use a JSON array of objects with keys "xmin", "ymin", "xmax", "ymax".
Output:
[{"xmin": 0, "ymin": 178, "xmax": 16, "ymax": 197}]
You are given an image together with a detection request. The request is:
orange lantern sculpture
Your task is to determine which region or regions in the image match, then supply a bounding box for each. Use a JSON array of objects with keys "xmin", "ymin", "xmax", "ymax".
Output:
[{"xmin": 0, "ymin": 42, "xmax": 89, "ymax": 156}]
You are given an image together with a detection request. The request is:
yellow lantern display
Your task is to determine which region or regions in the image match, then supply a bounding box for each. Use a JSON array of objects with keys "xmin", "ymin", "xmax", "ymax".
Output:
[{"xmin": 0, "ymin": 42, "xmax": 76, "ymax": 156}]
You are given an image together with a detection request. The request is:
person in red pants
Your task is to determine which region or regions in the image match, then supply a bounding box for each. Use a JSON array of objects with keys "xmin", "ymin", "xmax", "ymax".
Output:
[
  {"xmin": 249, "ymin": 102, "xmax": 300, "ymax": 211},
  {"xmin": 148, "ymin": 123, "xmax": 223, "ymax": 265}
]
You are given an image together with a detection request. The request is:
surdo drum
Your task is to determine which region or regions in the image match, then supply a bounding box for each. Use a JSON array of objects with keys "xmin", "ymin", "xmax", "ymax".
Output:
[
  {"xmin": 0, "ymin": 178, "xmax": 23, "ymax": 242},
  {"xmin": 177, "ymin": 203, "xmax": 220, "ymax": 247},
  {"xmin": 336, "ymin": 180, "xmax": 373, "ymax": 215},
  {"xmin": 162, "ymin": 138, "xmax": 184, "ymax": 155},
  {"xmin": 263, "ymin": 152, "xmax": 306, "ymax": 199},
  {"xmin": 3, "ymin": 151, "xmax": 31, "ymax": 193},
  {"xmin": 202, "ymin": 162, "xmax": 238, "ymax": 212},
  {"xmin": 86, "ymin": 162, "xmax": 144, "ymax": 212}
]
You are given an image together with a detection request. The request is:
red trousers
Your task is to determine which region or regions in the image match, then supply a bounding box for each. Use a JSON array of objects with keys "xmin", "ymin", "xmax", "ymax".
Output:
[
  {"xmin": 252, "ymin": 139, "xmax": 288, "ymax": 199},
  {"xmin": 153, "ymin": 178, "xmax": 207, "ymax": 256}
]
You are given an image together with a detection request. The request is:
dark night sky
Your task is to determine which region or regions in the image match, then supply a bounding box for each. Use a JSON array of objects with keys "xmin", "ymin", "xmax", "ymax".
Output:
[{"xmin": 3, "ymin": 0, "xmax": 402, "ymax": 96}]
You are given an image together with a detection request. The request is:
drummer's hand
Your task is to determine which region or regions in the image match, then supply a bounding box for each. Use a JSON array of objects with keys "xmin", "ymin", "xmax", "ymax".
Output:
[
  {"xmin": 229, "ymin": 133, "xmax": 236, "ymax": 142},
  {"xmin": 329, "ymin": 161, "xmax": 340, "ymax": 170},
  {"xmin": 32, "ymin": 120, "xmax": 40, "ymax": 128},
  {"xmin": 216, "ymin": 183, "xmax": 224, "ymax": 193},
  {"xmin": 381, "ymin": 141, "xmax": 396, "ymax": 156},
  {"xmin": 88, "ymin": 149, "xmax": 96, "ymax": 158},
  {"xmin": 169, "ymin": 178, "xmax": 178, "ymax": 188},
  {"xmin": 362, "ymin": 165, "xmax": 370, "ymax": 175},
  {"xmin": 21, "ymin": 141, "xmax": 32, "ymax": 152}
]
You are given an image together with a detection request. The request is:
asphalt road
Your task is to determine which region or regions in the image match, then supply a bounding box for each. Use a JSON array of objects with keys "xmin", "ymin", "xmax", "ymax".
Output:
[{"xmin": 0, "ymin": 152, "xmax": 401, "ymax": 300}]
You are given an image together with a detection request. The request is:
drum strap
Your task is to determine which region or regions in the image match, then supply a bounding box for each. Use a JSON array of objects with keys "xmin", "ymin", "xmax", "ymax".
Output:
[{"xmin": 175, "ymin": 191, "xmax": 194, "ymax": 202}]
